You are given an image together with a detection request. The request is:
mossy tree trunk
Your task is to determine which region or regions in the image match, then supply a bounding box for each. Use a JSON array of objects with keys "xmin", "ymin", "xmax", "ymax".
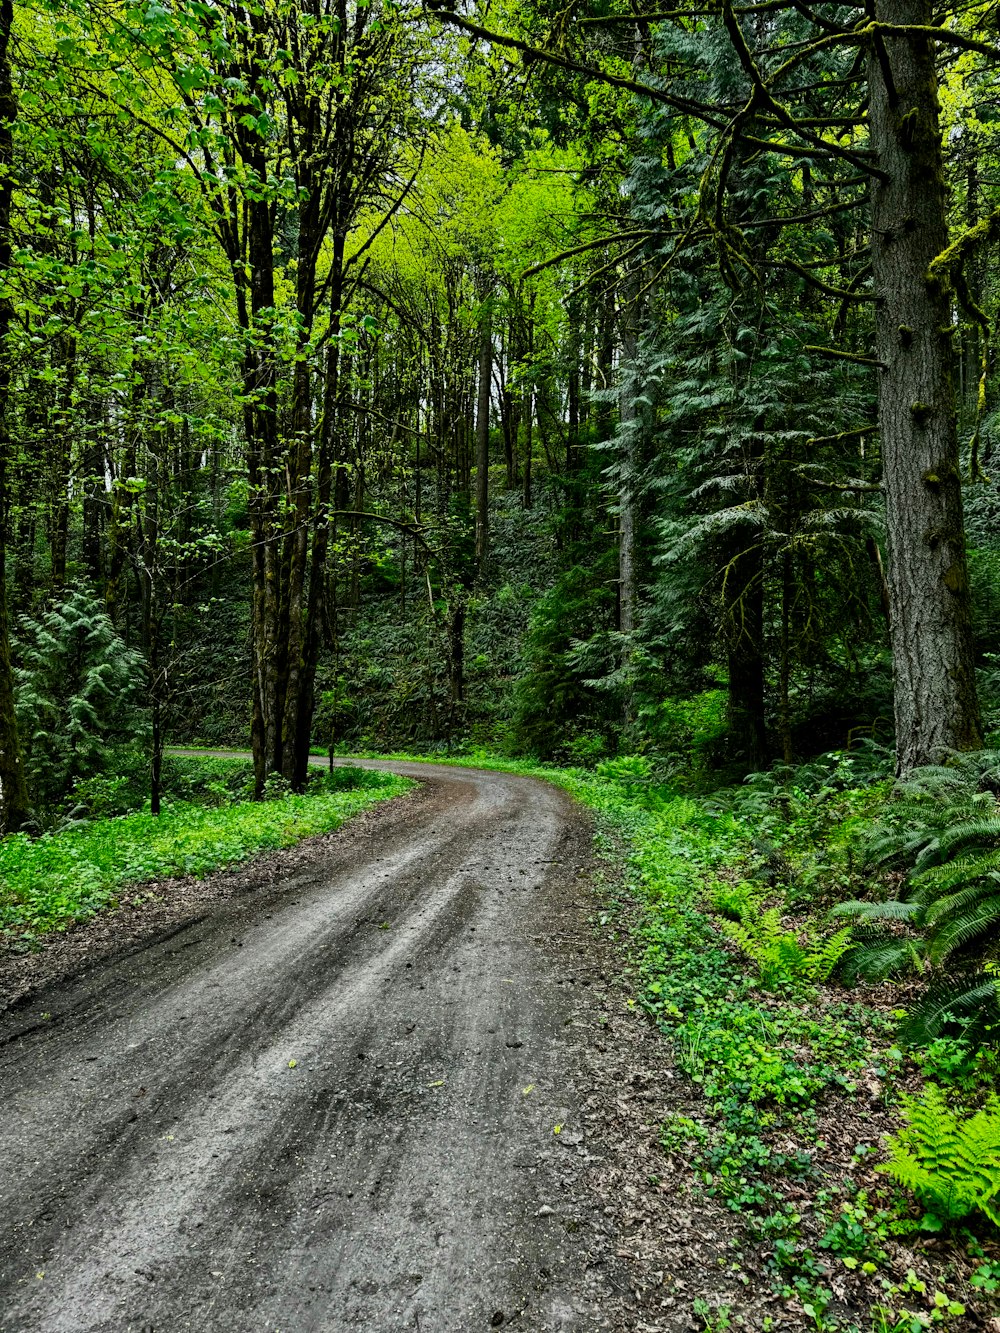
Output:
[
  {"xmin": 618, "ymin": 274, "xmax": 640, "ymax": 641},
  {"xmin": 868, "ymin": 0, "xmax": 982, "ymax": 774},
  {"xmin": 475, "ymin": 294, "xmax": 491, "ymax": 570},
  {"xmin": 0, "ymin": 0, "xmax": 31, "ymax": 833}
]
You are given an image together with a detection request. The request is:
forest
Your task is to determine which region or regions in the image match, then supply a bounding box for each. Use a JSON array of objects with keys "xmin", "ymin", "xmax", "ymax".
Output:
[{"xmin": 3, "ymin": 0, "xmax": 1000, "ymax": 1327}]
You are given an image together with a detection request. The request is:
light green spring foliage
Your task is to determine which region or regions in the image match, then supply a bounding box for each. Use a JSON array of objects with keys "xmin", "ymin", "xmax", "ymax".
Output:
[
  {"xmin": 879, "ymin": 1083, "xmax": 1000, "ymax": 1229},
  {"xmin": 0, "ymin": 769, "xmax": 412, "ymax": 944},
  {"xmin": 360, "ymin": 123, "xmax": 506, "ymax": 300},
  {"xmin": 719, "ymin": 906, "xmax": 853, "ymax": 990},
  {"xmin": 359, "ymin": 121, "xmax": 600, "ymax": 354}
]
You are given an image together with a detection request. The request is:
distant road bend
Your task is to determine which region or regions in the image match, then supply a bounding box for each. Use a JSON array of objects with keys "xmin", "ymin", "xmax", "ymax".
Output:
[{"xmin": 0, "ymin": 758, "xmax": 618, "ymax": 1332}]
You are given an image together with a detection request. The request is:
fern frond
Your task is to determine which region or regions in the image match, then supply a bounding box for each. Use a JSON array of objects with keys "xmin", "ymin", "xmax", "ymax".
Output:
[
  {"xmin": 914, "ymin": 817, "xmax": 1000, "ymax": 871},
  {"xmin": 805, "ymin": 926, "xmax": 853, "ymax": 981},
  {"xmin": 927, "ymin": 898, "xmax": 1000, "ymax": 965},
  {"xmin": 841, "ymin": 939, "xmax": 922, "ymax": 983},
  {"xmin": 922, "ymin": 880, "xmax": 995, "ymax": 929},
  {"xmin": 830, "ymin": 899, "xmax": 921, "ymax": 923},
  {"xmin": 879, "ymin": 1083, "xmax": 1000, "ymax": 1225},
  {"xmin": 898, "ymin": 974, "xmax": 1000, "ymax": 1046}
]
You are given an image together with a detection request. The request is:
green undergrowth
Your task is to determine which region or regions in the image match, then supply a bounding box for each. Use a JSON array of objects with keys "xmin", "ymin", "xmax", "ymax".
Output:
[{"xmin": 0, "ymin": 764, "xmax": 412, "ymax": 947}]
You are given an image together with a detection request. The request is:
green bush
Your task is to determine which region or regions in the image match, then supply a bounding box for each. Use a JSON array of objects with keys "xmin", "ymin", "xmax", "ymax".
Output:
[{"xmin": 68, "ymin": 750, "xmax": 255, "ymax": 819}]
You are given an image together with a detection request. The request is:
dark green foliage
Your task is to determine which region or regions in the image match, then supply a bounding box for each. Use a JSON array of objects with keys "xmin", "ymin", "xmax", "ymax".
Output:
[
  {"xmin": 67, "ymin": 750, "xmax": 255, "ymax": 820},
  {"xmin": 15, "ymin": 589, "xmax": 146, "ymax": 813},
  {"xmin": 513, "ymin": 559, "xmax": 618, "ymax": 759},
  {"xmin": 844, "ymin": 758, "xmax": 1000, "ymax": 947},
  {"xmin": 896, "ymin": 973, "xmax": 1000, "ymax": 1049},
  {"xmin": 832, "ymin": 752, "xmax": 1000, "ymax": 1040}
]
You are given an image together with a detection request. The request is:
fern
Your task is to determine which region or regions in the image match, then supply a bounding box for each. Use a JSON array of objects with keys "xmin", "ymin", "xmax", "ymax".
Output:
[
  {"xmin": 720, "ymin": 910, "xmax": 851, "ymax": 989},
  {"xmin": 916, "ymin": 818, "xmax": 1000, "ymax": 871},
  {"xmin": 835, "ymin": 755, "xmax": 1000, "ymax": 1038},
  {"xmin": 808, "ymin": 926, "xmax": 855, "ymax": 981},
  {"xmin": 831, "ymin": 899, "xmax": 922, "ymax": 924},
  {"xmin": 710, "ymin": 881, "xmax": 758, "ymax": 922},
  {"xmin": 898, "ymin": 974, "xmax": 1000, "ymax": 1046},
  {"xmin": 831, "ymin": 899, "xmax": 927, "ymax": 982},
  {"xmin": 879, "ymin": 1083, "xmax": 1000, "ymax": 1227},
  {"xmin": 841, "ymin": 939, "xmax": 923, "ymax": 983}
]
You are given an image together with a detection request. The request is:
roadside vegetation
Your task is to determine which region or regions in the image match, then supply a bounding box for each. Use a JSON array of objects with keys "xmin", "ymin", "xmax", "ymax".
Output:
[
  {"xmin": 0, "ymin": 754, "xmax": 411, "ymax": 948},
  {"xmin": 366, "ymin": 740, "xmax": 1000, "ymax": 1329}
]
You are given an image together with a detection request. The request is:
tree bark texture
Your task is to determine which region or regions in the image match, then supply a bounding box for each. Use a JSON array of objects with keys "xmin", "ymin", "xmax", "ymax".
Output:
[
  {"xmin": 868, "ymin": 0, "xmax": 982, "ymax": 773},
  {"xmin": 0, "ymin": 1, "xmax": 31, "ymax": 832},
  {"xmin": 475, "ymin": 299, "xmax": 491, "ymax": 569},
  {"xmin": 618, "ymin": 278, "xmax": 640, "ymax": 637},
  {"xmin": 722, "ymin": 542, "xmax": 767, "ymax": 773}
]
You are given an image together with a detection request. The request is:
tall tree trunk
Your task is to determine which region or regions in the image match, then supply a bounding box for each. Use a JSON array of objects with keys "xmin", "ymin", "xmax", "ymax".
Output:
[
  {"xmin": 501, "ymin": 325, "xmax": 517, "ymax": 489},
  {"xmin": 0, "ymin": 1, "xmax": 31, "ymax": 833},
  {"xmin": 294, "ymin": 272, "xmax": 344, "ymax": 792},
  {"xmin": 14, "ymin": 392, "xmax": 40, "ymax": 610},
  {"xmin": 106, "ymin": 427, "xmax": 137, "ymax": 629},
  {"xmin": 722, "ymin": 543, "xmax": 767, "ymax": 772},
  {"xmin": 244, "ymin": 191, "xmax": 282, "ymax": 795},
  {"xmin": 522, "ymin": 388, "xmax": 533, "ymax": 510},
  {"xmin": 618, "ymin": 277, "xmax": 640, "ymax": 638},
  {"xmin": 868, "ymin": 0, "xmax": 982, "ymax": 774},
  {"xmin": 448, "ymin": 599, "xmax": 465, "ymax": 707},
  {"xmin": 276, "ymin": 138, "xmax": 331, "ymax": 787},
  {"xmin": 142, "ymin": 423, "xmax": 165, "ymax": 815},
  {"xmin": 475, "ymin": 297, "xmax": 491, "ymax": 569},
  {"xmin": 80, "ymin": 425, "xmax": 104, "ymax": 583},
  {"xmin": 523, "ymin": 311, "xmax": 534, "ymax": 510}
]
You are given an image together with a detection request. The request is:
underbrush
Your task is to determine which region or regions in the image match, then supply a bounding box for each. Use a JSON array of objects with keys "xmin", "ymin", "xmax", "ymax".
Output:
[
  {"xmin": 0, "ymin": 765, "xmax": 412, "ymax": 947},
  {"xmin": 584, "ymin": 754, "xmax": 1000, "ymax": 1330},
  {"xmin": 65, "ymin": 750, "xmax": 257, "ymax": 821}
]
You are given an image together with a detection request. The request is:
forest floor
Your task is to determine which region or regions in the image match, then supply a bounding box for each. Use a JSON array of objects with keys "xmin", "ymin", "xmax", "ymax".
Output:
[{"xmin": 0, "ymin": 758, "xmax": 689, "ymax": 1333}]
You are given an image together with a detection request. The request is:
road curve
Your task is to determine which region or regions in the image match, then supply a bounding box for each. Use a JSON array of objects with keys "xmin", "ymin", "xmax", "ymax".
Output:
[{"xmin": 0, "ymin": 760, "xmax": 619, "ymax": 1332}]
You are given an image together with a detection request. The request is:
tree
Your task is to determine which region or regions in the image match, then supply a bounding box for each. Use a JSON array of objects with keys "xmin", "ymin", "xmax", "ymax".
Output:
[
  {"xmin": 431, "ymin": 0, "xmax": 997, "ymax": 772},
  {"xmin": 15, "ymin": 588, "xmax": 146, "ymax": 810},
  {"xmin": 868, "ymin": 0, "xmax": 982, "ymax": 771},
  {"xmin": 0, "ymin": 0, "xmax": 31, "ymax": 832}
]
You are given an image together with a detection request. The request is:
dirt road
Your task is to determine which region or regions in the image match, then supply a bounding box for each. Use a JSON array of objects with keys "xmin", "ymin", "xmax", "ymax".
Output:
[{"xmin": 0, "ymin": 760, "xmax": 628, "ymax": 1332}]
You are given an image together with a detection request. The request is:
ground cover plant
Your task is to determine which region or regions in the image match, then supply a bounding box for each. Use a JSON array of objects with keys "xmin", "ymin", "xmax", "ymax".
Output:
[{"xmin": 0, "ymin": 761, "xmax": 412, "ymax": 947}]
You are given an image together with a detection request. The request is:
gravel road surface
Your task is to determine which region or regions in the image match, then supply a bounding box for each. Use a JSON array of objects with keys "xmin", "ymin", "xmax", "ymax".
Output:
[{"xmin": 0, "ymin": 760, "xmax": 627, "ymax": 1333}]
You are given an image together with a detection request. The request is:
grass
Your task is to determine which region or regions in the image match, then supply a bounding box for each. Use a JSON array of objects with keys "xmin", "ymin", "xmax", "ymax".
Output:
[{"xmin": 0, "ymin": 763, "xmax": 413, "ymax": 946}]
